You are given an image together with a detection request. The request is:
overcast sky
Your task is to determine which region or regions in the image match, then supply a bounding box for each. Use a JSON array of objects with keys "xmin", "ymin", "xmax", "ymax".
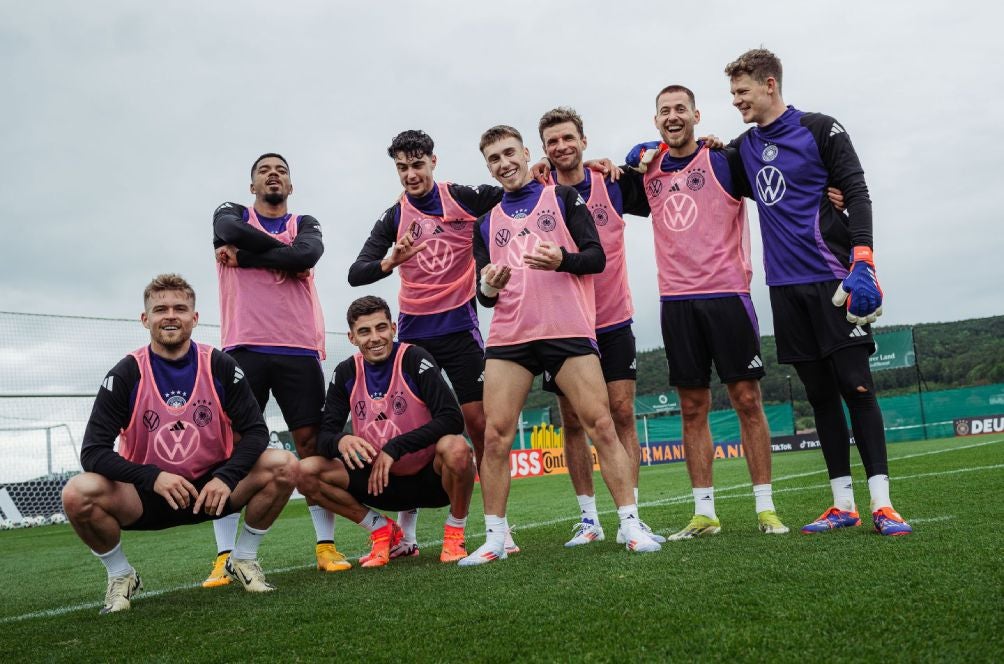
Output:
[{"xmin": 3, "ymin": 1, "xmax": 1002, "ymax": 353}]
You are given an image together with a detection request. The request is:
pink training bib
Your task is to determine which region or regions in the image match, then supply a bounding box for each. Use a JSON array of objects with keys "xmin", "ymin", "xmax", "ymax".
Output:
[
  {"xmin": 217, "ymin": 208, "xmax": 326, "ymax": 358},
  {"xmin": 486, "ymin": 186, "xmax": 596, "ymax": 346},
  {"xmin": 349, "ymin": 344, "xmax": 435, "ymax": 476},
  {"xmin": 643, "ymin": 146, "xmax": 753, "ymax": 297},
  {"xmin": 397, "ymin": 182, "xmax": 478, "ymax": 316},
  {"xmin": 119, "ymin": 343, "xmax": 234, "ymax": 481}
]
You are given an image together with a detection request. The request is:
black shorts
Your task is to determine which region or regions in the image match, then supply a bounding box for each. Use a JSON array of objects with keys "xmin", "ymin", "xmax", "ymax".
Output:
[
  {"xmin": 406, "ymin": 329, "xmax": 485, "ymax": 405},
  {"xmin": 769, "ymin": 281, "xmax": 875, "ymax": 364},
  {"xmin": 123, "ymin": 469, "xmax": 238, "ymax": 532},
  {"xmin": 661, "ymin": 295, "xmax": 765, "ymax": 388},
  {"xmin": 227, "ymin": 348, "xmax": 325, "ymax": 429},
  {"xmin": 345, "ymin": 458, "xmax": 449, "ymax": 512},
  {"xmin": 542, "ymin": 325, "xmax": 636, "ymax": 395},
  {"xmin": 485, "ymin": 337, "xmax": 598, "ymax": 380}
]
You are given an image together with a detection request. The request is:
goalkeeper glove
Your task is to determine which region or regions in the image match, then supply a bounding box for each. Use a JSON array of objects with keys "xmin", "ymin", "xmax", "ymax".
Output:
[
  {"xmin": 831, "ymin": 246, "xmax": 883, "ymax": 324},
  {"xmin": 625, "ymin": 141, "xmax": 666, "ymax": 173}
]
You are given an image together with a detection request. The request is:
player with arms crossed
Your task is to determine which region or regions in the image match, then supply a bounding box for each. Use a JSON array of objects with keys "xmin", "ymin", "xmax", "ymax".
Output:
[
  {"xmin": 210, "ymin": 152, "xmax": 348, "ymax": 583},
  {"xmin": 534, "ymin": 107, "xmax": 665, "ymax": 547},
  {"xmin": 298, "ymin": 296, "xmax": 476, "ymax": 566},
  {"xmin": 460, "ymin": 125, "xmax": 662, "ymax": 566},
  {"xmin": 724, "ymin": 48, "xmax": 911, "ymax": 535},
  {"xmin": 61, "ymin": 274, "xmax": 299, "ymax": 614},
  {"xmin": 348, "ymin": 131, "xmax": 516, "ymax": 556},
  {"xmin": 624, "ymin": 86, "xmax": 789, "ymax": 538}
]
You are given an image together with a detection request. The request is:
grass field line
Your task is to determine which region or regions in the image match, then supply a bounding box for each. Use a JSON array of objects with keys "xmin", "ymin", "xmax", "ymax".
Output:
[{"xmin": 2, "ymin": 440, "xmax": 1000, "ymax": 625}]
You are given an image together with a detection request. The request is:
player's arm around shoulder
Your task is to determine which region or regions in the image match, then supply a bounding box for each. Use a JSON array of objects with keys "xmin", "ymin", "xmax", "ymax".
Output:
[{"xmin": 449, "ymin": 182, "xmax": 504, "ymax": 217}]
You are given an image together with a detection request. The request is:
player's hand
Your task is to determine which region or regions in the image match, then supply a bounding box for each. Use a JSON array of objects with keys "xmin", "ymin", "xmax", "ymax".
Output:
[
  {"xmin": 698, "ymin": 134, "xmax": 724, "ymax": 150},
  {"xmin": 382, "ymin": 223, "xmax": 429, "ymax": 271},
  {"xmin": 524, "ymin": 241, "xmax": 563, "ymax": 271},
  {"xmin": 367, "ymin": 451, "xmax": 395, "ymax": 496},
  {"xmin": 832, "ymin": 246, "xmax": 883, "ymax": 324},
  {"xmin": 480, "ymin": 263, "xmax": 511, "ymax": 297},
  {"xmin": 530, "ymin": 158, "xmax": 551, "ymax": 184},
  {"xmin": 153, "ymin": 472, "xmax": 199, "ymax": 510},
  {"xmin": 193, "ymin": 477, "xmax": 232, "ymax": 516},
  {"xmin": 827, "ymin": 187, "xmax": 846, "ymax": 212},
  {"xmin": 624, "ymin": 141, "xmax": 665, "ymax": 173},
  {"xmin": 216, "ymin": 245, "xmax": 239, "ymax": 267},
  {"xmin": 337, "ymin": 435, "xmax": 378, "ymax": 470},
  {"xmin": 584, "ymin": 158, "xmax": 623, "ymax": 182}
]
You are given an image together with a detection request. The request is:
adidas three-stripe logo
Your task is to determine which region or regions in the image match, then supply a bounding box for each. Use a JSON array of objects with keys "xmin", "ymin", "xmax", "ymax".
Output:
[
  {"xmin": 101, "ymin": 375, "xmax": 114, "ymax": 392},
  {"xmin": 234, "ymin": 366, "xmax": 244, "ymax": 384},
  {"xmin": 418, "ymin": 358, "xmax": 434, "ymax": 374},
  {"xmin": 849, "ymin": 326, "xmax": 867, "ymax": 338},
  {"xmin": 747, "ymin": 355, "xmax": 763, "ymax": 369},
  {"xmin": 830, "ymin": 121, "xmax": 845, "ymax": 136}
]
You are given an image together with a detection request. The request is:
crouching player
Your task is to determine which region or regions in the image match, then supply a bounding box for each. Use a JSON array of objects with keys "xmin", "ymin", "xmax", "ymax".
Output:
[
  {"xmin": 62, "ymin": 274, "xmax": 299, "ymax": 614},
  {"xmin": 299, "ymin": 296, "xmax": 476, "ymax": 566}
]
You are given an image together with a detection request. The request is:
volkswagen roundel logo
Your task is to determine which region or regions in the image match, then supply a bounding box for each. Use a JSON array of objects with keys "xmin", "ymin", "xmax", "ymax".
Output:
[
  {"xmin": 762, "ymin": 143, "xmax": 778, "ymax": 162},
  {"xmin": 536, "ymin": 213, "xmax": 556, "ymax": 232},
  {"xmin": 646, "ymin": 179, "xmax": 663, "ymax": 198},
  {"xmin": 353, "ymin": 400, "xmax": 367, "ymax": 419},
  {"xmin": 661, "ymin": 193, "xmax": 699, "ymax": 232},
  {"xmin": 686, "ymin": 170, "xmax": 705, "ymax": 191},
  {"xmin": 755, "ymin": 166, "xmax": 786, "ymax": 206},
  {"xmin": 592, "ymin": 205, "xmax": 609, "ymax": 226},
  {"xmin": 495, "ymin": 228, "xmax": 511, "ymax": 247},
  {"xmin": 143, "ymin": 410, "xmax": 160, "ymax": 432}
]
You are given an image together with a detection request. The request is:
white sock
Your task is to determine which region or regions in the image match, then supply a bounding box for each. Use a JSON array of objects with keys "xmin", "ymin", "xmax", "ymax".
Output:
[
  {"xmin": 213, "ymin": 512, "xmax": 239, "ymax": 553},
  {"xmin": 398, "ymin": 509, "xmax": 419, "ymax": 542},
  {"xmin": 485, "ymin": 514, "xmax": 508, "ymax": 547},
  {"xmin": 92, "ymin": 542, "xmax": 132, "ymax": 579},
  {"xmin": 752, "ymin": 484, "xmax": 775, "ymax": 513},
  {"xmin": 693, "ymin": 487, "xmax": 716, "ymax": 519},
  {"xmin": 576, "ymin": 494, "xmax": 599, "ymax": 525},
  {"xmin": 616, "ymin": 504, "xmax": 640, "ymax": 529},
  {"xmin": 446, "ymin": 513, "xmax": 467, "ymax": 529},
  {"xmin": 232, "ymin": 524, "xmax": 268, "ymax": 560},
  {"xmin": 633, "ymin": 487, "xmax": 639, "ymax": 503},
  {"xmin": 361, "ymin": 510, "xmax": 388, "ymax": 533},
  {"xmin": 308, "ymin": 505, "xmax": 335, "ymax": 543},
  {"xmin": 830, "ymin": 476, "xmax": 856, "ymax": 511},
  {"xmin": 867, "ymin": 474, "xmax": 892, "ymax": 511}
]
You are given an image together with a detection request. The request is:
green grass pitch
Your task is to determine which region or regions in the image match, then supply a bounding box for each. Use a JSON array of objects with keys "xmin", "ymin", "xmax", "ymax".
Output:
[{"xmin": 1, "ymin": 435, "xmax": 1002, "ymax": 662}]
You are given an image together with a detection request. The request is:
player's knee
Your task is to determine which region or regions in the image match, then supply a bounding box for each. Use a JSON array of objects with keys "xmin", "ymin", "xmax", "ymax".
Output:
[
  {"xmin": 729, "ymin": 388, "xmax": 763, "ymax": 419},
  {"xmin": 439, "ymin": 436, "xmax": 474, "ymax": 473},
  {"xmin": 609, "ymin": 400, "xmax": 635, "ymax": 432},
  {"xmin": 680, "ymin": 397, "xmax": 710, "ymax": 424},
  {"xmin": 273, "ymin": 452, "xmax": 300, "ymax": 492},
  {"xmin": 583, "ymin": 412, "xmax": 617, "ymax": 447},
  {"xmin": 61, "ymin": 473, "xmax": 104, "ymax": 520},
  {"xmin": 296, "ymin": 455, "xmax": 326, "ymax": 497}
]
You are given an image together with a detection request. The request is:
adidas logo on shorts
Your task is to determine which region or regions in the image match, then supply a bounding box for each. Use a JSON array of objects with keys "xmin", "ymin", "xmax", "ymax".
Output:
[
  {"xmin": 849, "ymin": 326, "xmax": 866, "ymax": 338},
  {"xmin": 747, "ymin": 355, "xmax": 763, "ymax": 369}
]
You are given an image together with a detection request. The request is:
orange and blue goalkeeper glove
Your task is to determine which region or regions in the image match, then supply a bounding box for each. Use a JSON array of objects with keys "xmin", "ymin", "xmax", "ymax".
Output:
[{"xmin": 832, "ymin": 246, "xmax": 883, "ymax": 324}]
